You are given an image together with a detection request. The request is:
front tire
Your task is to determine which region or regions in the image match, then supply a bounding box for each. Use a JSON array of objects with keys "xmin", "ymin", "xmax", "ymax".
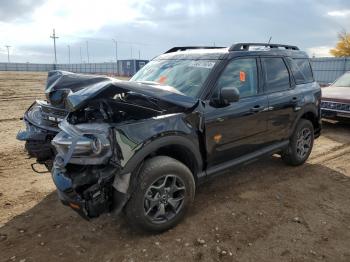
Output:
[
  {"xmin": 282, "ymin": 119, "xmax": 314, "ymax": 166},
  {"xmin": 125, "ymin": 156, "xmax": 195, "ymax": 233}
]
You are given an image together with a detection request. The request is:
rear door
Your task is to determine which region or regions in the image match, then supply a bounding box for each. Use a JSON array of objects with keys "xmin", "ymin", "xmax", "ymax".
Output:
[
  {"xmin": 204, "ymin": 57, "xmax": 269, "ymax": 167},
  {"xmin": 261, "ymin": 57, "xmax": 301, "ymax": 142}
]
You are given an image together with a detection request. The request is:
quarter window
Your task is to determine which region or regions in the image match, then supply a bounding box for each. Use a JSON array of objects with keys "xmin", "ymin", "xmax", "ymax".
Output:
[
  {"xmin": 294, "ymin": 58, "xmax": 314, "ymax": 83},
  {"xmin": 215, "ymin": 58, "xmax": 258, "ymax": 98},
  {"xmin": 262, "ymin": 57, "xmax": 290, "ymax": 92}
]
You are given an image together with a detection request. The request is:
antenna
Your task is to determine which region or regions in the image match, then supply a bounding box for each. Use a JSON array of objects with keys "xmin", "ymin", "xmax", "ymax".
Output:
[
  {"xmin": 50, "ymin": 29, "xmax": 59, "ymax": 64},
  {"xmin": 268, "ymin": 36, "xmax": 272, "ymax": 44}
]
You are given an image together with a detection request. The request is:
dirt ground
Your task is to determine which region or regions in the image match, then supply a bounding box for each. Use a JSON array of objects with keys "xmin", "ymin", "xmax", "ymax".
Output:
[{"xmin": 0, "ymin": 72, "xmax": 350, "ymax": 262}]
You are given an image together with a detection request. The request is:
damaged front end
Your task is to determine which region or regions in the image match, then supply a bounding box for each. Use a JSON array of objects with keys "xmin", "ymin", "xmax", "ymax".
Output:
[
  {"xmin": 19, "ymin": 70, "xmax": 200, "ymax": 219},
  {"xmin": 50, "ymin": 103, "xmax": 198, "ymax": 219},
  {"xmin": 51, "ymin": 120, "xmax": 121, "ymax": 218},
  {"xmin": 17, "ymin": 100, "xmax": 68, "ymax": 170}
]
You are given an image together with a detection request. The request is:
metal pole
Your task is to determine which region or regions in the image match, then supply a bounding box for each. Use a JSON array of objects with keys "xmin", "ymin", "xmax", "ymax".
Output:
[
  {"xmin": 112, "ymin": 39, "xmax": 118, "ymax": 63},
  {"xmin": 67, "ymin": 45, "xmax": 71, "ymax": 64},
  {"xmin": 138, "ymin": 50, "xmax": 140, "ymax": 60},
  {"xmin": 50, "ymin": 29, "xmax": 59, "ymax": 64},
  {"xmin": 86, "ymin": 41, "xmax": 90, "ymax": 63},
  {"xmin": 79, "ymin": 46, "xmax": 83, "ymax": 63},
  {"xmin": 5, "ymin": 45, "xmax": 11, "ymax": 63},
  {"xmin": 130, "ymin": 45, "xmax": 133, "ymax": 59}
]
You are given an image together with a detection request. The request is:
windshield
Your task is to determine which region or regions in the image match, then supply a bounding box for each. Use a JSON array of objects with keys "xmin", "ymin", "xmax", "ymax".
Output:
[
  {"xmin": 332, "ymin": 72, "xmax": 350, "ymax": 87},
  {"xmin": 131, "ymin": 59, "xmax": 217, "ymax": 97}
]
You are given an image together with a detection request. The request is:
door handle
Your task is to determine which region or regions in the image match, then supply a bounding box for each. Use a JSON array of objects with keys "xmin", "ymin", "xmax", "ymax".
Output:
[{"xmin": 250, "ymin": 105, "xmax": 264, "ymax": 113}]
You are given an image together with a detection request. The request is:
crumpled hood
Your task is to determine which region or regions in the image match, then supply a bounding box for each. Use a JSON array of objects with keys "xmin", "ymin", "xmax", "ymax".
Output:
[
  {"xmin": 45, "ymin": 70, "xmax": 197, "ymax": 111},
  {"xmin": 322, "ymin": 86, "xmax": 350, "ymax": 102}
]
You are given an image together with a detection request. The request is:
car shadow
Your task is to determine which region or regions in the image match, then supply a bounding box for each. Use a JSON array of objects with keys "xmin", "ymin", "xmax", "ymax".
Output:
[{"xmin": 1, "ymin": 156, "xmax": 350, "ymax": 262}]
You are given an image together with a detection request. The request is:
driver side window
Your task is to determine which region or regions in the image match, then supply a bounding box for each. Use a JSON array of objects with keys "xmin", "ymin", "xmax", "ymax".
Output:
[{"xmin": 215, "ymin": 58, "xmax": 258, "ymax": 99}]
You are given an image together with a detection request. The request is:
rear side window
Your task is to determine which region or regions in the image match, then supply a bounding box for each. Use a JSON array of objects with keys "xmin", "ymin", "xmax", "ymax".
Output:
[
  {"xmin": 262, "ymin": 57, "xmax": 290, "ymax": 93},
  {"xmin": 286, "ymin": 57, "xmax": 307, "ymax": 84},
  {"xmin": 293, "ymin": 58, "xmax": 314, "ymax": 83}
]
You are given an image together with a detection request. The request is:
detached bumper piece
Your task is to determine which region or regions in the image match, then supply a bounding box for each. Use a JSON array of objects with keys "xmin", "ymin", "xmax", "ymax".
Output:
[
  {"xmin": 17, "ymin": 120, "xmax": 56, "ymax": 169},
  {"xmin": 52, "ymin": 165, "xmax": 117, "ymax": 219}
]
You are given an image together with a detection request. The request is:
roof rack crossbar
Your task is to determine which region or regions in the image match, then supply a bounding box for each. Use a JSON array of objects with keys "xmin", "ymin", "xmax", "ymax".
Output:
[
  {"xmin": 164, "ymin": 46, "xmax": 226, "ymax": 54},
  {"xmin": 229, "ymin": 43, "xmax": 299, "ymax": 51}
]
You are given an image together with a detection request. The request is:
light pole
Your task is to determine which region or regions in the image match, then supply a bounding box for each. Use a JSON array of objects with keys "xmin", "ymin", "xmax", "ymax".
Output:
[
  {"xmin": 112, "ymin": 39, "xmax": 118, "ymax": 63},
  {"xmin": 79, "ymin": 46, "xmax": 83, "ymax": 63},
  {"xmin": 86, "ymin": 41, "xmax": 90, "ymax": 63},
  {"xmin": 5, "ymin": 45, "xmax": 11, "ymax": 63},
  {"xmin": 67, "ymin": 45, "xmax": 71, "ymax": 64}
]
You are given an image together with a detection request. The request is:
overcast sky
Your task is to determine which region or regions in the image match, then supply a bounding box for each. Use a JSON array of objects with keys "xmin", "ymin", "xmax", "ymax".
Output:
[{"xmin": 0, "ymin": 0, "xmax": 349, "ymax": 63}]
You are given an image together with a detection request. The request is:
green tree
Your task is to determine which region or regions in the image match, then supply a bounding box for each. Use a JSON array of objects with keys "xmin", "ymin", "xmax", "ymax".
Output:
[{"xmin": 330, "ymin": 31, "xmax": 350, "ymax": 57}]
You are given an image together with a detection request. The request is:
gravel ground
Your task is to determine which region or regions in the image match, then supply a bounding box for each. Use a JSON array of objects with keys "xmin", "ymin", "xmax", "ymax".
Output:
[{"xmin": 0, "ymin": 72, "xmax": 350, "ymax": 262}]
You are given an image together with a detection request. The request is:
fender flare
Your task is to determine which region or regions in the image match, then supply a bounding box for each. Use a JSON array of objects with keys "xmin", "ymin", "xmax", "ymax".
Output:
[
  {"xmin": 289, "ymin": 104, "xmax": 319, "ymax": 137},
  {"xmin": 121, "ymin": 134, "xmax": 203, "ymax": 176}
]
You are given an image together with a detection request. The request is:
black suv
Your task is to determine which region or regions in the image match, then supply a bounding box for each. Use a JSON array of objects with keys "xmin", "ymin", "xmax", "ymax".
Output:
[{"xmin": 18, "ymin": 43, "xmax": 321, "ymax": 232}]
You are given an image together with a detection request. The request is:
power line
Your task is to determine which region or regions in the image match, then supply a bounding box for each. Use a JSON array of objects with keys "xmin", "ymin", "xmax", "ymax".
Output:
[
  {"xmin": 5, "ymin": 45, "xmax": 11, "ymax": 63},
  {"xmin": 50, "ymin": 29, "xmax": 59, "ymax": 64}
]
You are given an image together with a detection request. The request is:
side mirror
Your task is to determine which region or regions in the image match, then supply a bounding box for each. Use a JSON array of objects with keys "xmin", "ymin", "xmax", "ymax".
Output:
[{"xmin": 220, "ymin": 87, "xmax": 240, "ymax": 105}]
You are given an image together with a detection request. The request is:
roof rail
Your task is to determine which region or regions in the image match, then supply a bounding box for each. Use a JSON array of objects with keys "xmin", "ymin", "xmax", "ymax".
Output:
[
  {"xmin": 229, "ymin": 43, "xmax": 299, "ymax": 51},
  {"xmin": 164, "ymin": 46, "xmax": 226, "ymax": 54}
]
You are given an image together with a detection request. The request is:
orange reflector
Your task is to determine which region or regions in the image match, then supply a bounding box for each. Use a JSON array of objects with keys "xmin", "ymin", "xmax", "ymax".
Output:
[
  {"xmin": 240, "ymin": 71, "xmax": 246, "ymax": 82},
  {"xmin": 213, "ymin": 134, "xmax": 222, "ymax": 143},
  {"xmin": 69, "ymin": 203, "xmax": 80, "ymax": 209}
]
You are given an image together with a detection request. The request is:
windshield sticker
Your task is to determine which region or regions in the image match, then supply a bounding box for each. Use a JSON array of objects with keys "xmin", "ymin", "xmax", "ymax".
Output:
[
  {"xmin": 158, "ymin": 76, "xmax": 167, "ymax": 84},
  {"xmin": 188, "ymin": 61, "xmax": 216, "ymax": 69},
  {"xmin": 240, "ymin": 71, "xmax": 246, "ymax": 82}
]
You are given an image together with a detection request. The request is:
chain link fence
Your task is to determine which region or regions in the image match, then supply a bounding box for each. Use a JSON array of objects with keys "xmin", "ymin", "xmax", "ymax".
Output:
[
  {"xmin": 0, "ymin": 60, "xmax": 148, "ymax": 77},
  {"xmin": 1, "ymin": 58, "xmax": 349, "ymax": 84}
]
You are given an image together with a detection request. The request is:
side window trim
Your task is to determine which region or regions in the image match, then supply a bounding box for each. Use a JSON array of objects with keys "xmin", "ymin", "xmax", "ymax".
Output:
[
  {"xmin": 209, "ymin": 56, "xmax": 261, "ymax": 99},
  {"xmin": 260, "ymin": 56, "xmax": 292, "ymax": 94}
]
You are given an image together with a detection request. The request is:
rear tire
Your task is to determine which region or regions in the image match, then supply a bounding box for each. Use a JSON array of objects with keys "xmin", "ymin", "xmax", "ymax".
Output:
[
  {"xmin": 282, "ymin": 119, "xmax": 314, "ymax": 166},
  {"xmin": 125, "ymin": 156, "xmax": 195, "ymax": 233}
]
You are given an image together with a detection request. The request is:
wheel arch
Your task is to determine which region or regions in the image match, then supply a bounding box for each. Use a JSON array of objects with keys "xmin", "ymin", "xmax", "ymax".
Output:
[
  {"xmin": 290, "ymin": 105, "xmax": 321, "ymax": 138},
  {"xmin": 121, "ymin": 134, "xmax": 203, "ymax": 181}
]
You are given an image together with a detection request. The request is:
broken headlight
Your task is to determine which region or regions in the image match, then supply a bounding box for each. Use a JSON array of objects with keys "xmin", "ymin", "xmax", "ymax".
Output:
[
  {"xmin": 52, "ymin": 120, "xmax": 112, "ymax": 165},
  {"xmin": 26, "ymin": 102, "xmax": 44, "ymax": 126}
]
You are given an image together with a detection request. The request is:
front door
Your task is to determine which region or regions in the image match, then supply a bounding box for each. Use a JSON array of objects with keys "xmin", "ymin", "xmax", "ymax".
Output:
[{"xmin": 204, "ymin": 57, "xmax": 269, "ymax": 167}]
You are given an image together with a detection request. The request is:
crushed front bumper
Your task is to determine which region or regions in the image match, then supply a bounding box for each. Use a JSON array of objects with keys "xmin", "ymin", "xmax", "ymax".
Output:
[
  {"xmin": 52, "ymin": 165, "xmax": 118, "ymax": 219},
  {"xmin": 52, "ymin": 167, "xmax": 90, "ymax": 219}
]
